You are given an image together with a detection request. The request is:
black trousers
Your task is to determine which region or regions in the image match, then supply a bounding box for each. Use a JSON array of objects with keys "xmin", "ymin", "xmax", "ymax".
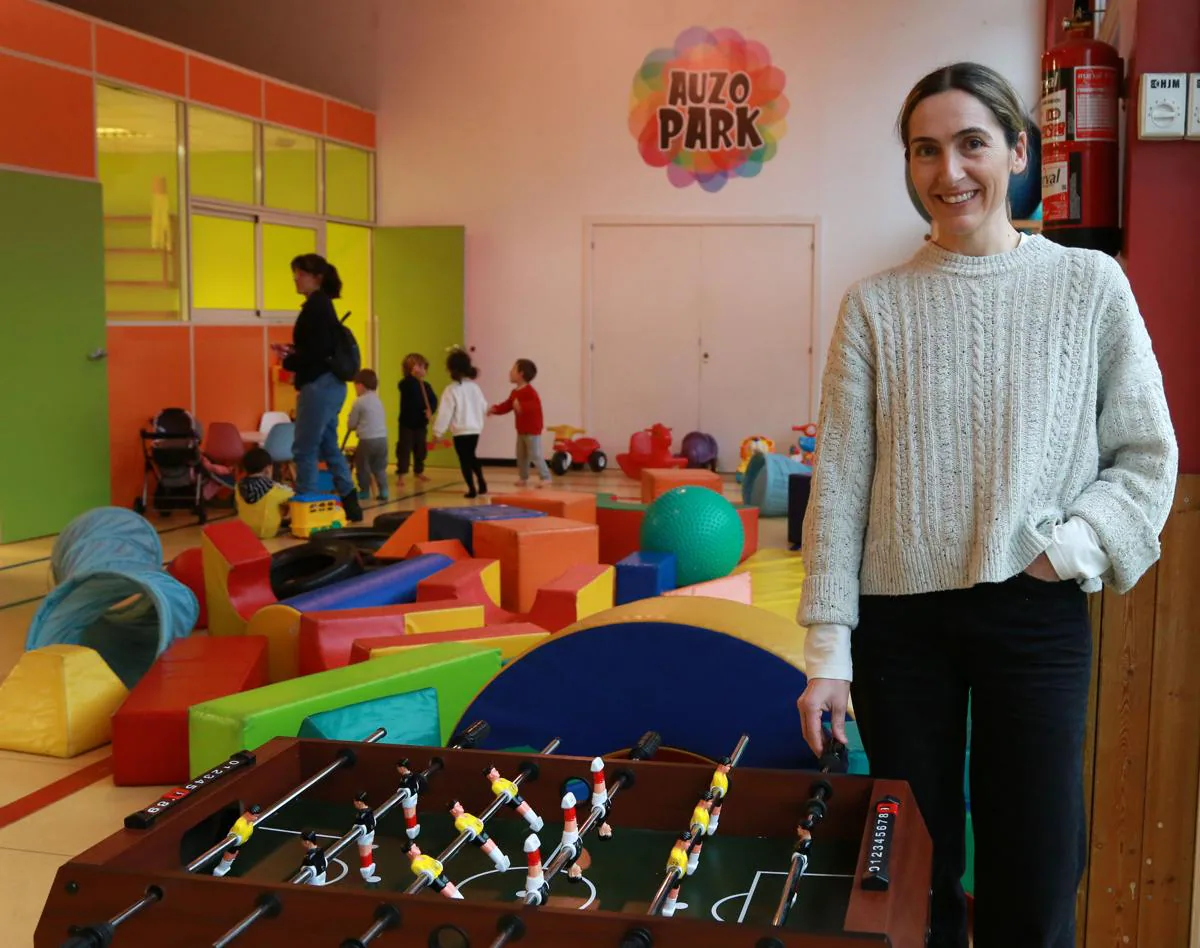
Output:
[
  {"xmin": 851, "ymin": 574, "xmax": 1091, "ymax": 948},
  {"xmin": 452, "ymin": 434, "xmax": 486, "ymax": 494},
  {"xmin": 396, "ymin": 425, "xmax": 428, "ymax": 475}
]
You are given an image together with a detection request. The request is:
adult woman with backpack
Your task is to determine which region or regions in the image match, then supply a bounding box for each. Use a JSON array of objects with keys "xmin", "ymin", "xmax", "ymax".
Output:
[{"xmin": 282, "ymin": 253, "xmax": 363, "ymax": 522}]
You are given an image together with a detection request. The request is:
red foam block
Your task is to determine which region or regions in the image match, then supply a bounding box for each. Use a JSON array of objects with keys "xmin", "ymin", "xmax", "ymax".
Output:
[{"xmin": 348, "ymin": 622, "xmax": 549, "ymax": 664}]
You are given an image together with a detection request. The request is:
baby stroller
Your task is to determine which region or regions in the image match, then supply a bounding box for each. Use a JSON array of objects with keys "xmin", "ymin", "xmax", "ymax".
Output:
[{"xmin": 135, "ymin": 408, "xmax": 212, "ymax": 523}]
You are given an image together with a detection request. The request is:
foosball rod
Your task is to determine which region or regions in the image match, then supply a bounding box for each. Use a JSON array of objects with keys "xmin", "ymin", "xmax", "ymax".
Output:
[
  {"xmin": 403, "ymin": 737, "xmax": 562, "ymax": 896},
  {"xmin": 187, "ymin": 727, "xmax": 388, "ymax": 874},
  {"xmin": 59, "ymin": 885, "xmax": 162, "ymax": 948},
  {"xmin": 534, "ymin": 730, "xmax": 670, "ymax": 902},
  {"xmin": 645, "ymin": 733, "xmax": 750, "ymax": 917}
]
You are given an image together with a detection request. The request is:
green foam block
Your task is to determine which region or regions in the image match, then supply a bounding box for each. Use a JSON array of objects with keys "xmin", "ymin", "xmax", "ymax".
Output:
[{"xmin": 188, "ymin": 642, "xmax": 501, "ymax": 774}]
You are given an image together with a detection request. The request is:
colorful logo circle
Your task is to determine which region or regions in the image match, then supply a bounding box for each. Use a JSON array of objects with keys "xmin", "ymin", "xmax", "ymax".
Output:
[{"xmin": 629, "ymin": 27, "xmax": 789, "ymax": 192}]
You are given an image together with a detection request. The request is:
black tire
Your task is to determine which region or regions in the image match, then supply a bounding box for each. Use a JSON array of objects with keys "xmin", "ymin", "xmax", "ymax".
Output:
[
  {"xmin": 372, "ymin": 510, "xmax": 414, "ymax": 534},
  {"xmin": 270, "ymin": 539, "xmax": 363, "ymax": 600},
  {"xmin": 550, "ymin": 452, "xmax": 572, "ymax": 476},
  {"xmin": 309, "ymin": 527, "xmax": 392, "ymax": 568},
  {"xmin": 588, "ymin": 451, "xmax": 608, "ymax": 473}
]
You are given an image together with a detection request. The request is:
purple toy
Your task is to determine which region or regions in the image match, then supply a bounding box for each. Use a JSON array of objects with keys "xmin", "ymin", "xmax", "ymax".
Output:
[{"xmin": 680, "ymin": 431, "xmax": 719, "ymax": 471}]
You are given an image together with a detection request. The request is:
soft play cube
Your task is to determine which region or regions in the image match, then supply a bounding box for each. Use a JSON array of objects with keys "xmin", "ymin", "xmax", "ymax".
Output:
[
  {"xmin": 0, "ymin": 645, "xmax": 128, "ymax": 758},
  {"xmin": 112, "ymin": 636, "xmax": 269, "ymax": 785},
  {"xmin": 640, "ymin": 468, "xmax": 724, "ymax": 503},
  {"xmin": 350, "ymin": 623, "xmax": 550, "ymax": 664},
  {"xmin": 615, "ymin": 551, "xmax": 678, "ymax": 605},
  {"xmin": 788, "ymin": 472, "xmax": 812, "ymax": 550},
  {"xmin": 428, "ymin": 505, "xmax": 546, "ymax": 555},
  {"xmin": 188, "ymin": 642, "xmax": 502, "ymax": 774},
  {"xmin": 299, "ymin": 687, "xmax": 442, "ymax": 746},
  {"xmin": 526, "ymin": 564, "xmax": 615, "ymax": 631},
  {"xmin": 472, "ymin": 516, "xmax": 600, "ymax": 613},
  {"xmin": 493, "ymin": 490, "xmax": 597, "ymax": 524},
  {"xmin": 596, "ymin": 495, "xmax": 759, "ymax": 565}
]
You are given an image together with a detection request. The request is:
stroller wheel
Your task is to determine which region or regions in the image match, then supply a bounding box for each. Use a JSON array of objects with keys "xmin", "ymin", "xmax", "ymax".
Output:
[{"xmin": 133, "ymin": 497, "xmax": 146, "ymax": 515}]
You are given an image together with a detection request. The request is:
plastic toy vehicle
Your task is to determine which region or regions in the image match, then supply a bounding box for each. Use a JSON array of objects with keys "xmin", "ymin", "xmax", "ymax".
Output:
[
  {"xmin": 546, "ymin": 424, "xmax": 607, "ymax": 475},
  {"xmin": 616, "ymin": 423, "xmax": 688, "ymax": 479},
  {"xmin": 288, "ymin": 494, "xmax": 345, "ymax": 538},
  {"xmin": 790, "ymin": 423, "xmax": 818, "ymax": 466}
]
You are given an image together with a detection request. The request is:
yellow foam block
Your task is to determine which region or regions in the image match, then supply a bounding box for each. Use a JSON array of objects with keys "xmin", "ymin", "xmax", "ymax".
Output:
[
  {"xmin": 0, "ymin": 645, "xmax": 128, "ymax": 758},
  {"xmin": 577, "ymin": 567, "xmax": 614, "ymax": 618},
  {"xmin": 663, "ymin": 571, "xmax": 753, "ymax": 603},
  {"xmin": 245, "ymin": 604, "xmax": 304, "ymax": 682},
  {"xmin": 404, "ymin": 605, "xmax": 486, "ymax": 636},
  {"xmin": 371, "ymin": 631, "xmax": 547, "ymax": 662},
  {"xmin": 733, "ymin": 549, "xmax": 806, "ymax": 623}
]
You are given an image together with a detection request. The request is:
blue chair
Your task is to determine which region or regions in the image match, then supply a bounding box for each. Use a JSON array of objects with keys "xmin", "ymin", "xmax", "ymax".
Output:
[{"xmin": 262, "ymin": 421, "xmax": 295, "ymax": 483}]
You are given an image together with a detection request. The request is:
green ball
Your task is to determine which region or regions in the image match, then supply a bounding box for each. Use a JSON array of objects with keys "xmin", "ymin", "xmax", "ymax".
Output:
[{"xmin": 640, "ymin": 487, "xmax": 745, "ymax": 587}]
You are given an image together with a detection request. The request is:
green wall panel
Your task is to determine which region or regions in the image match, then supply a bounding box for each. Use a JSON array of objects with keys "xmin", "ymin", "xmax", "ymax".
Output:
[{"xmin": 0, "ymin": 171, "xmax": 109, "ymax": 542}]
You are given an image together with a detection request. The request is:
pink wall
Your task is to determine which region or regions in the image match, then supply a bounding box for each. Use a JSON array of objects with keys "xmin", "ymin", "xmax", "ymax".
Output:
[{"xmin": 375, "ymin": 0, "xmax": 1043, "ymax": 457}]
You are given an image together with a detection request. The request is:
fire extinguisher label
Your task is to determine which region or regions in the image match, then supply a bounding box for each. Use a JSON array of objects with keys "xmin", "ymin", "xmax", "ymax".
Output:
[
  {"xmin": 1041, "ymin": 89, "xmax": 1068, "ymax": 144},
  {"xmin": 1042, "ymin": 154, "xmax": 1084, "ymax": 224},
  {"xmin": 1073, "ymin": 66, "xmax": 1119, "ymax": 141}
]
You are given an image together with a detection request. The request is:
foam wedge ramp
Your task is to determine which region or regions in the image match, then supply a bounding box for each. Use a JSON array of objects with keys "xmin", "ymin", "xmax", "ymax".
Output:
[
  {"xmin": 0, "ymin": 645, "xmax": 128, "ymax": 758},
  {"xmin": 187, "ymin": 641, "xmax": 501, "ymax": 773}
]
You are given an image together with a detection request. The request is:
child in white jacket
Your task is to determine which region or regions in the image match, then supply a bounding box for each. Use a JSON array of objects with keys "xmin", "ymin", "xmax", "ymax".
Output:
[{"xmin": 432, "ymin": 349, "xmax": 490, "ymax": 497}]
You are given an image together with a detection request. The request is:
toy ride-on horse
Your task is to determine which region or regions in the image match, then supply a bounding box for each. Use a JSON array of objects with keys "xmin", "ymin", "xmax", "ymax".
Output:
[
  {"xmin": 616, "ymin": 423, "xmax": 688, "ymax": 479},
  {"xmin": 546, "ymin": 425, "xmax": 607, "ymax": 476}
]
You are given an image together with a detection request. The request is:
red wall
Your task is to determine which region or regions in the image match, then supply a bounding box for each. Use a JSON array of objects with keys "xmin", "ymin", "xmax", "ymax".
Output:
[{"xmin": 1123, "ymin": 0, "xmax": 1200, "ymax": 472}]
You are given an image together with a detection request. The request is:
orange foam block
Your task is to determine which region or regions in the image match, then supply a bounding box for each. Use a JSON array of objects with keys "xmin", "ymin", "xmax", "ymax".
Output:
[
  {"xmin": 473, "ymin": 517, "xmax": 600, "ymax": 613},
  {"xmin": 739, "ymin": 506, "xmax": 760, "ymax": 560},
  {"xmin": 493, "ymin": 490, "xmax": 597, "ymax": 524},
  {"xmin": 664, "ymin": 571, "xmax": 753, "ymax": 603},
  {"xmin": 349, "ymin": 622, "xmax": 549, "ymax": 664},
  {"xmin": 525, "ymin": 564, "xmax": 614, "ymax": 632},
  {"xmin": 297, "ymin": 601, "xmax": 481, "ymax": 674},
  {"xmin": 417, "ymin": 559, "xmax": 502, "ymax": 608},
  {"xmin": 375, "ymin": 507, "xmax": 430, "ymax": 561},
  {"xmin": 407, "ymin": 539, "xmax": 469, "ymax": 561},
  {"xmin": 641, "ymin": 468, "xmax": 724, "ymax": 503},
  {"xmin": 201, "ymin": 520, "xmax": 276, "ymax": 638}
]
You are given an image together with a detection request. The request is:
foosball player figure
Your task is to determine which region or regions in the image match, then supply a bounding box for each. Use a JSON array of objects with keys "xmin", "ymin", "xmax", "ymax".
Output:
[
  {"xmin": 708, "ymin": 756, "xmax": 732, "ymax": 834},
  {"xmin": 352, "ymin": 792, "xmax": 381, "ymax": 883},
  {"xmin": 590, "ymin": 757, "xmax": 614, "ymax": 840},
  {"xmin": 662, "ymin": 830, "xmax": 692, "ymax": 917},
  {"xmin": 212, "ymin": 804, "xmax": 262, "ymax": 878},
  {"xmin": 484, "ymin": 765, "xmax": 543, "ymax": 831},
  {"xmin": 448, "ymin": 799, "xmax": 510, "ymax": 870},
  {"xmin": 299, "ymin": 829, "xmax": 328, "ymax": 886},
  {"xmin": 523, "ymin": 834, "xmax": 549, "ymax": 906},
  {"xmin": 402, "ymin": 839, "xmax": 463, "ymax": 900},
  {"xmin": 686, "ymin": 799, "xmax": 712, "ymax": 875},
  {"xmin": 396, "ymin": 758, "xmax": 428, "ymax": 839},
  {"xmin": 560, "ymin": 792, "xmax": 584, "ymax": 882}
]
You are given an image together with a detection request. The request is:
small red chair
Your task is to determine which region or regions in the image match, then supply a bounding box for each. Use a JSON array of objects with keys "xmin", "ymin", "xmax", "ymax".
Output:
[{"xmin": 204, "ymin": 421, "xmax": 247, "ymax": 468}]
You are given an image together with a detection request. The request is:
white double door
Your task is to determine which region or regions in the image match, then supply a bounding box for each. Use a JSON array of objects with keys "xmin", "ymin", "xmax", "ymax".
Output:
[{"xmin": 589, "ymin": 223, "xmax": 815, "ymax": 472}]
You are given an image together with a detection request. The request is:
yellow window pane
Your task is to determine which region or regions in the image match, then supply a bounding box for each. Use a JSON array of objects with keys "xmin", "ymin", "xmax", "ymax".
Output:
[
  {"xmin": 192, "ymin": 215, "xmax": 254, "ymax": 310},
  {"xmin": 327, "ymin": 223, "xmax": 372, "ymax": 441},
  {"xmin": 264, "ymin": 126, "xmax": 317, "ymax": 214},
  {"xmin": 189, "ymin": 107, "xmax": 255, "ymax": 204},
  {"xmin": 97, "ymin": 84, "xmax": 182, "ymax": 320},
  {"xmin": 325, "ymin": 143, "xmax": 372, "ymax": 220},
  {"xmin": 262, "ymin": 223, "xmax": 318, "ymax": 311}
]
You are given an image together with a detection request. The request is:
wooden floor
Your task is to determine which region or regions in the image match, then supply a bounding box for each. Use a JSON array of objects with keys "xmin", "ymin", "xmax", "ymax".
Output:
[{"xmin": 0, "ymin": 465, "xmax": 789, "ymax": 947}]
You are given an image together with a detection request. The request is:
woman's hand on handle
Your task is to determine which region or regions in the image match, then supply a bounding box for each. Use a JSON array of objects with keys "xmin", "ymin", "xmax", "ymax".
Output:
[{"xmin": 797, "ymin": 678, "xmax": 851, "ymax": 759}]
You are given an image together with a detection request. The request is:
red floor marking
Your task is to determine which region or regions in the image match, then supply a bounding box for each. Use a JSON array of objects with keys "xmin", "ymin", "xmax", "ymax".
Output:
[{"xmin": 0, "ymin": 755, "xmax": 113, "ymax": 828}]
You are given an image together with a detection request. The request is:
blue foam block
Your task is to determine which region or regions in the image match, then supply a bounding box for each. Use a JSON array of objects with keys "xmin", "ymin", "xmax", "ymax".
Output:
[
  {"xmin": 615, "ymin": 551, "xmax": 677, "ymax": 605},
  {"xmin": 428, "ymin": 505, "xmax": 546, "ymax": 554},
  {"xmin": 282, "ymin": 554, "xmax": 453, "ymax": 611},
  {"xmin": 299, "ymin": 687, "xmax": 441, "ymax": 745}
]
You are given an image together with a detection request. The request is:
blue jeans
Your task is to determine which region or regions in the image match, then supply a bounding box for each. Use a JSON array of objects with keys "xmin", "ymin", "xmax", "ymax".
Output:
[{"xmin": 293, "ymin": 371, "xmax": 354, "ymax": 496}]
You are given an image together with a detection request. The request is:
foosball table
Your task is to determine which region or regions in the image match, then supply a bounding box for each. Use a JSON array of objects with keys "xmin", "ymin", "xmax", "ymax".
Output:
[{"xmin": 36, "ymin": 723, "xmax": 932, "ymax": 948}]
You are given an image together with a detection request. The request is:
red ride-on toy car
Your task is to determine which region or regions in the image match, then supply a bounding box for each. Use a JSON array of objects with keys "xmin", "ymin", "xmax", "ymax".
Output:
[{"xmin": 547, "ymin": 425, "xmax": 608, "ymax": 475}]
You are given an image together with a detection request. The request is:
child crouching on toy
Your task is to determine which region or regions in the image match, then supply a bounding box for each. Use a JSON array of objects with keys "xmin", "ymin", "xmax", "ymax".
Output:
[
  {"xmin": 431, "ymin": 348, "xmax": 489, "ymax": 498},
  {"xmin": 488, "ymin": 358, "xmax": 550, "ymax": 488},
  {"xmin": 348, "ymin": 368, "xmax": 389, "ymax": 502},
  {"xmin": 236, "ymin": 447, "xmax": 294, "ymax": 538}
]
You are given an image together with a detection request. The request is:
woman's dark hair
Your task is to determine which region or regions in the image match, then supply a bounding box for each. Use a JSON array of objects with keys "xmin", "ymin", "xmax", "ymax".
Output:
[
  {"xmin": 896, "ymin": 62, "xmax": 1028, "ymax": 157},
  {"xmin": 446, "ymin": 349, "xmax": 478, "ymax": 382},
  {"xmin": 291, "ymin": 253, "xmax": 343, "ymax": 299},
  {"xmin": 514, "ymin": 358, "xmax": 537, "ymax": 383},
  {"xmin": 242, "ymin": 447, "xmax": 273, "ymax": 476}
]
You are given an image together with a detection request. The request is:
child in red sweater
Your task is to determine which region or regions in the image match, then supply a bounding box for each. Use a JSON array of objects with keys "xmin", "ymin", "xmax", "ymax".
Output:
[{"xmin": 488, "ymin": 358, "xmax": 550, "ymax": 487}]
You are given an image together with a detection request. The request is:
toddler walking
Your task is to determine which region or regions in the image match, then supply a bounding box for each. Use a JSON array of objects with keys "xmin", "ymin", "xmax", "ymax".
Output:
[
  {"xmin": 396, "ymin": 353, "xmax": 438, "ymax": 489},
  {"xmin": 431, "ymin": 349, "xmax": 489, "ymax": 498},
  {"xmin": 488, "ymin": 358, "xmax": 550, "ymax": 488},
  {"xmin": 347, "ymin": 369, "xmax": 389, "ymax": 501}
]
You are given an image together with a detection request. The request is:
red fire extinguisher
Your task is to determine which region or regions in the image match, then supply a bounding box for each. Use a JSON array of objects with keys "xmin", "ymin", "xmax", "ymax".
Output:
[{"xmin": 1040, "ymin": 2, "xmax": 1122, "ymax": 255}]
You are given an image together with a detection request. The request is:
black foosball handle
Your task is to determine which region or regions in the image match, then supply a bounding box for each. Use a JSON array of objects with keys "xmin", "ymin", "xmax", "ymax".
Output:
[
  {"xmin": 449, "ymin": 720, "xmax": 490, "ymax": 750},
  {"xmin": 819, "ymin": 737, "xmax": 848, "ymax": 774},
  {"xmin": 628, "ymin": 731, "xmax": 662, "ymax": 761},
  {"xmin": 62, "ymin": 925, "xmax": 114, "ymax": 948}
]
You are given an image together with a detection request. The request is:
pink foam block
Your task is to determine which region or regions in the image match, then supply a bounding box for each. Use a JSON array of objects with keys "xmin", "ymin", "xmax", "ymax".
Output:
[{"xmin": 663, "ymin": 571, "xmax": 753, "ymax": 603}]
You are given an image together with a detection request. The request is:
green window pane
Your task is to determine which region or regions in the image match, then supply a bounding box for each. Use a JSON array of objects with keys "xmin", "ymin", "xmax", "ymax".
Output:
[
  {"xmin": 327, "ymin": 223, "xmax": 372, "ymax": 440},
  {"xmin": 97, "ymin": 84, "xmax": 182, "ymax": 320},
  {"xmin": 262, "ymin": 223, "xmax": 318, "ymax": 312},
  {"xmin": 264, "ymin": 126, "xmax": 317, "ymax": 214},
  {"xmin": 189, "ymin": 107, "xmax": 255, "ymax": 205},
  {"xmin": 325, "ymin": 143, "xmax": 372, "ymax": 220},
  {"xmin": 192, "ymin": 215, "xmax": 254, "ymax": 310}
]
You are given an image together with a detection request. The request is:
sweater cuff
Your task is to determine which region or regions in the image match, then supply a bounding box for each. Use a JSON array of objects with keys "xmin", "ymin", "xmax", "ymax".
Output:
[
  {"xmin": 797, "ymin": 573, "xmax": 860, "ymax": 629},
  {"xmin": 803, "ymin": 623, "xmax": 853, "ymax": 682}
]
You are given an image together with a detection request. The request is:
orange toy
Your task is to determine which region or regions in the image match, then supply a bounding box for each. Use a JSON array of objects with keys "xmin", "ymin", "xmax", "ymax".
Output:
[
  {"xmin": 616, "ymin": 424, "xmax": 688, "ymax": 479},
  {"xmin": 473, "ymin": 517, "xmax": 600, "ymax": 613},
  {"xmin": 492, "ymin": 489, "xmax": 597, "ymax": 524},
  {"xmin": 640, "ymin": 468, "xmax": 724, "ymax": 503}
]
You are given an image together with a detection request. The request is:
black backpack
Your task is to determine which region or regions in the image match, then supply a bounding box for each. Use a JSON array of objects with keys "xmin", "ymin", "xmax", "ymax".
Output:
[{"xmin": 327, "ymin": 311, "xmax": 361, "ymax": 383}]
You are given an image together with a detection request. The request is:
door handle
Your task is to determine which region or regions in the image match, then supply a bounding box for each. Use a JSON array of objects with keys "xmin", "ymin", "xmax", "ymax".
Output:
[{"xmin": 87, "ymin": 348, "xmax": 108, "ymax": 361}]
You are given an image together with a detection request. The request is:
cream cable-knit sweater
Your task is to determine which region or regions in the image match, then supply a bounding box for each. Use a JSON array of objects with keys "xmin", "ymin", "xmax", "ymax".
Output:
[{"xmin": 798, "ymin": 235, "xmax": 1178, "ymax": 679}]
